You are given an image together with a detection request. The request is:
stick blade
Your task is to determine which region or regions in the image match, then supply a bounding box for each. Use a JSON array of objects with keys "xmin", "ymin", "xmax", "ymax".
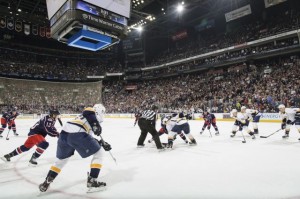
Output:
[{"xmin": 260, "ymin": 136, "xmax": 268, "ymax": 138}]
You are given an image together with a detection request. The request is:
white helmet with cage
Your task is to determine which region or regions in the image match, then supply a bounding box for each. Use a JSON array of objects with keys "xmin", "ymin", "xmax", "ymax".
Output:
[{"xmin": 93, "ymin": 104, "xmax": 106, "ymax": 123}]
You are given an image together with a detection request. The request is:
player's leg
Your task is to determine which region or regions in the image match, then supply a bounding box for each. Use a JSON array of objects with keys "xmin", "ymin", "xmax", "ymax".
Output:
[
  {"xmin": 11, "ymin": 121, "xmax": 18, "ymax": 136},
  {"xmin": 252, "ymin": 115, "xmax": 261, "ymax": 134},
  {"xmin": 29, "ymin": 139, "xmax": 49, "ymax": 165},
  {"xmin": 2, "ymin": 134, "xmax": 38, "ymax": 162},
  {"xmin": 39, "ymin": 157, "xmax": 70, "ymax": 192},
  {"xmin": 182, "ymin": 123, "xmax": 196, "ymax": 145},
  {"xmin": 212, "ymin": 119, "xmax": 219, "ymax": 135},
  {"xmin": 282, "ymin": 120, "xmax": 293, "ymax": 138},
  {"xmin": 88, "ymin": 149, "xmax": 106, "ymax": 190},
  {"xmin": 0, "ymin": 118, "xmax": 7, "ymax": 138},
  {"xmin": 200, "ymin": 122, "xmax": 208, "ymax": 134},
  {"xmin": 230, "ymin": 123, "xmax": 238, "ymax": 137}
]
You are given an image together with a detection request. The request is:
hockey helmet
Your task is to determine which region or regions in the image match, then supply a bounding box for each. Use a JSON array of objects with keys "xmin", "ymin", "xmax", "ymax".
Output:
[
  {"xmin": 93, "ymin": 104, "xmax": 106, "ymax": 115},
  {"xmin": 49, "ymin": 109, "xmax": 60, "ymax": 118}
]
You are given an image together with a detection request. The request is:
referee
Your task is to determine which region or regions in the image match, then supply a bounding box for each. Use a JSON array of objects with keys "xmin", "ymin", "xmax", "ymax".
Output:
[{"xmin": 137, "ymin": 105, "xmax": 164, "ymax": 150}]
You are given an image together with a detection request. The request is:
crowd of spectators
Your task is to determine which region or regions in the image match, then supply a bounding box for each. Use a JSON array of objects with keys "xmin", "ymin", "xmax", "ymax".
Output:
[
  {"xmin": 103, "ymin": 56, "xmax": 300, "ymax": 113},
  {"xmin": 0, "ymin": 78, "xmax": 102, "ymax": 114},
  {"xmin": 0, "ymin": 46, "xmax": 123, "ymax": 81},
  {"xmin": 147, "ymin": 9, "xmax": 300, "ymax": 67}
]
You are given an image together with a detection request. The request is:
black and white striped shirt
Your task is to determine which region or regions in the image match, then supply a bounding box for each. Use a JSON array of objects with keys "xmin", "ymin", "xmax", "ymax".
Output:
[{"xmin": 141, "ymin": 110, "xmax": 156, "ymax": 121}]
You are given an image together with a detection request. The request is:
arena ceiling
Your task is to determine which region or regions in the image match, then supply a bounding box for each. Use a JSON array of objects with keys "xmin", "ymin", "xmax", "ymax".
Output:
[{"xmin": 0, "ymin": 0, "xmax": 250, "ymax": 38}]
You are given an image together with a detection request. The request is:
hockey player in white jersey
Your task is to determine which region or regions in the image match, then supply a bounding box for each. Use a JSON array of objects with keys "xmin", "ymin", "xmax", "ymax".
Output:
[
  {"xmin": 230, "ymin": 107, "xmax": 256, "ymax": 139},
  {"xmin": 278, "ymin": 104, "xmax": 300, "ymax": 139},
  {"xmin": 166, "ymin": 112, "xmax": 196, "ymax": 148},
  {"xmin": 39, "ymin": 104, "xmax": 111, "ymax": 193},
  {"xmin": 246, "ymin": 108, "xmax": 262, "ymax": 134},
  {"xmin": 148, "ymin": 113, "xmax": 188, "ymax": 144}
]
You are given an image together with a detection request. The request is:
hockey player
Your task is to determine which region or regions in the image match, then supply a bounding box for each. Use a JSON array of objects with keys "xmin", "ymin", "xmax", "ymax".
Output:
[
  {"xmin": 246, "ymin": 108, "xmax": 262, "ymax": 134},
  {"xmin": 230, "ymin": 107, "xmax": 255, "ymax": 139},
  {"xmin": 1, "ymin": 110, "xmax": 60, "ymax": 165},
  {"xmin": 278, "ymin": 104, "xmax": 300, "ymax": 139},
  {"xmin": 167, "ymin": 112, "xmax": 196, "ymax": 148},
  {"xmin": 148, "ymin": 113, "xmax": 189, "ymax": 144},
  {"xmin": 39, "ymin": 105, "xmax": 111, "ymax": 193},
  {"xmin": 137, "ymin": 105, "xmax": 165, "ymax": 150},
  {"xmin": 0, "ymin": 108, "xmax": 19, "ymax": 137},
  {"xmin": 200, "ymin": 110, "xmax": 220, "ymax": 136}
]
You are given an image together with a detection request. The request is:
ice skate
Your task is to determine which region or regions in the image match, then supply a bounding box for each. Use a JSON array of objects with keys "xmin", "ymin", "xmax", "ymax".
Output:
[
  {"xmin": 87, "ymin": 175, "xmax": 106, "ymax": 193},
  {"xmin": 39, "ymin": 177, "xmax": 54, "ymax": 192},
  {"xmin": 29, "ymin": 154, "xmax": 38, "ymax": 166}
]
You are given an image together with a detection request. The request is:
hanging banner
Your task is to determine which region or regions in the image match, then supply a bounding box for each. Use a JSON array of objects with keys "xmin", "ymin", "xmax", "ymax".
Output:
[
  {"xmin": 172, "ymin": 30, "xmax": 188, "ymax": 41},
  {"xmin": 15, "ymin": 20, "xmax": 22, "ymax": 32},
  {"xmin": 7, "ymin": 18, "xmax": 14, "ymax": 30},
  {"xmin": 24, "ymin": 24, "xmax": 30, "ymax": 35},
  {"xmin": 0, "ymin": 16, "xmax": 6, "ymax": 28},
  {"xmin": 32, "ymin": 24, "xmax": 38, "ymax": 35},
  {"xmin": 46, "ymin": 27, "xmax": 51, "ymax": 38},
  {"xmin": 40, "ymin": 26, "xmax": 45, "ymax": 37},
  {"xmin": 225, "ymin": 4, "xmax": 252, "ymax": 22},
  {"xmin": 264, "ymin": 0, "xmax": 287, "ymax": 8}
]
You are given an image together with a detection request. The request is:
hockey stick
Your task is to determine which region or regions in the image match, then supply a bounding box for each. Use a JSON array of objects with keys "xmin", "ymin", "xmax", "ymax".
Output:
[
  {"xmin": 58, "ymin": 118, "xmax": 63, "ymax": 126},
  {"xmin": 98, "ymin": 134, "xmax": 117, "ymax": 165},
  {"xmin": 240, "ymin": 130, "xmax": 246, "ymax": 143},
  {"xmin": 260, "ymin": 129, "xmax": 281, "ymax": 138},
  {"xmin": 6, "ymin": 129, "xmax": 11, "ymax": 140},
  {"xmin": 208, "ymin": 129, "xmax": 212, "ymax": 137}
]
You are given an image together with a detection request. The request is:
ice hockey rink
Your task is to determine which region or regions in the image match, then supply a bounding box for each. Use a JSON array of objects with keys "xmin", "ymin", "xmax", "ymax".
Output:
[{"xmin": 1, "ymin": 118, "xmax": 300, "ymax": 199}]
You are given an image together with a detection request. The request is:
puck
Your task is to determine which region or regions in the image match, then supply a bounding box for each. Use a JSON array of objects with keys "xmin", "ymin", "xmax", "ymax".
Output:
[
  {"xmin": 6, "ymin": 138, "xmax": 9, "ymax": 140},
  {"xmin": 242, "ymin": 141, "xmax": 246, "ymax": 143}
]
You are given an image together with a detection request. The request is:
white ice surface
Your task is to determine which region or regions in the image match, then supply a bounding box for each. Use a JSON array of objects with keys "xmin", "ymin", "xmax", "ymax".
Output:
[{"xmin": 0, "ymin": 118, "xmax": 300, "ymax": 199}]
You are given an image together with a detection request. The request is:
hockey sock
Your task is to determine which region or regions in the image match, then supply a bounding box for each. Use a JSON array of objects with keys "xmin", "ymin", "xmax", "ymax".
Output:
[
  {"xmin": 34, "ymin": 141, "xmax": 49, "ymax": 158},
  {"xmin": 13, "ymin": 145, "xmax": 30, "ymax": 156},
  {"xmin": 179, "ymin": 132, "xmax": 187, "ymax": 141},
  {"xmin": 90, "ymin": 163, "xmax": 102, "ymax": 178},
  {"xmin": 254, "ymin": 129, "xmax": 259, "ymax": 134},
  {"xmin": 47, "ymin": 166, "xmax": 61, "ymax": 180}
]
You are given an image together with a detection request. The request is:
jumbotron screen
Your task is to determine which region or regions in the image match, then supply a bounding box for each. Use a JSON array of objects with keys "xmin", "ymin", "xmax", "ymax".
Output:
[
  {"xmin": 46, "ymin": 0, "xmax": 68, "ymax": 19},
  {"xmin": 83, "ymin": 0, "xmax": 131, "ymax": 18}
]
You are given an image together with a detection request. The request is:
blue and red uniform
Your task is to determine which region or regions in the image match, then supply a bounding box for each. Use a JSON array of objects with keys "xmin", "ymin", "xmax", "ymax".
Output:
[
  {"xmin": 200, "ymin": 112, "xmax": 219, "ymax": 135},
  {"xmin": 0, "ymin": 111, "xmax": 19, "ymax": 136},
  {"xmin": 2, "ymin": 114, "xmax": 59, "ymax": 164}
]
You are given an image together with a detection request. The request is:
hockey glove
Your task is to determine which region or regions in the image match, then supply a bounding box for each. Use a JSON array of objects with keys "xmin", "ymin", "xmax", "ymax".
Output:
[
  {"xmin": 102, "ymin": 141, "xmax": 112, "ymax": 151},
  {"xmin": 281, "ymin": 123, "xmax": 286, "ymax": 130},
  {"xmin": 93, "ymin": 124, "xmax": 102, "ymax": 136}
]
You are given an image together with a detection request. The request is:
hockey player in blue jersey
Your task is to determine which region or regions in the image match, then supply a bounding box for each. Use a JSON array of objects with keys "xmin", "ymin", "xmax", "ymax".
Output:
[
  {"xmin": 1, "ymin": 110, "xmax": 60, "ymax": 165},
  {"xmin": 0, "ymin": 108, "xmax": 19, "ymax": 137},
  {"xmin": 39, "ymin": 104, "xmax": 112, "ymax": 193}
]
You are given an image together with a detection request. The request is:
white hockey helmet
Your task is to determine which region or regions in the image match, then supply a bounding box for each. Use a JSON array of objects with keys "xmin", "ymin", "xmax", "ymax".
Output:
[
  {"xmin": 93, "ymin": 104, "xmax": 106, "ymax": 115},
  {"xmin": 278, "ymin": 104, "xmax": 285, "ymax": 109},
  {"xmin": 231, "ymin": 109, "xmax": 238, "ymax": 113},
  {"xmin": 241, "ymin": 106, "xmax": 247, "ymax": 110}
]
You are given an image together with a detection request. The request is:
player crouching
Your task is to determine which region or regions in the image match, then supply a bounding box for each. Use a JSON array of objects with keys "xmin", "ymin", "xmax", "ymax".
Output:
[
  {"xmin": 39, "ymin": 105, "xmax": 111, "ymax": 193},
  {"xmin": 230, "ymin": 107, "xmax": 256, "ymax": 139},
  {"xmin": 278, "ymin": 104, "xmax": 300, "ymax": 139},
  {"xmin": 199, "ymin": 110, "xmax": 220, "ymax": 136}
]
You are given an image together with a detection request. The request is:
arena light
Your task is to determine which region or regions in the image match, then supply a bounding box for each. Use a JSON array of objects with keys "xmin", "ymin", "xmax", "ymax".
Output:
[
  {"xmin": 137, "ymin": 26, "xmax": 143, "ymax": 32},
  {"xmin": 177, "ymin": 4, "xmax": 184, "ymax": 12}
]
